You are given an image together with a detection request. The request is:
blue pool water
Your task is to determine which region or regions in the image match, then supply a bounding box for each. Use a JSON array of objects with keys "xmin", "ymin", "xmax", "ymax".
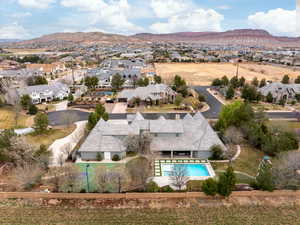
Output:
[{"xmin": 161, "ymin": 164, "xmax": 210, "ymax": 177}]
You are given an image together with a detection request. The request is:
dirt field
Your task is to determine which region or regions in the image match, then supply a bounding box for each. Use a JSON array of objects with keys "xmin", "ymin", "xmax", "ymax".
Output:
[
  {"xmin": 1, "ymin": 205, "xmax": 299, "ymax": 225},
  {"xmin": 155, "ymin": 63, "xmax": 300, "ymax": 86}
]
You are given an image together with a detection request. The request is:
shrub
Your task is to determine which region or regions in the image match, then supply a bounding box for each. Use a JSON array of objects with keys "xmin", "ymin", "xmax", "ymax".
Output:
[
  {"xmin": 160, "ymin": 185, "xmax": 173, "ymax": 192},
  {"xmin": 209, "ymin": 145, "xmax": 224, "ymax": 160},
  {"xmin": 146, "ymin": 181, "xmax": 160, "ymax": 192},
  {"xmin": 112, "ymin": 154, "xmax": 120, "ymax": 161},
  {"xmin": 255, "ymin": 163, "xmax": 275, "ymax": 192},
  {"xmin": 96, "ymin": 153, "xmax": 102, "ymax": 161},
  {"xmin": 202, "ymin": 178, "xmax": 218, "ymax": 196},
  {"xmin": 28, "ymin": 104, "xmax": 38, "ymax": 115}
]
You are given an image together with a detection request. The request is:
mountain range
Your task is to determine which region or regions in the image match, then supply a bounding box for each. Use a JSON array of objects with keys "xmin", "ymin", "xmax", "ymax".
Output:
[{"xmin": 3, "ymin": 29, "xmax": 300, "ymax": 48}]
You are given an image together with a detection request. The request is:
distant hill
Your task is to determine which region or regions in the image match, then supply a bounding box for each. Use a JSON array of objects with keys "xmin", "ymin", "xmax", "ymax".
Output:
[
  {"xmin": 0, "ymin": 39, "xmax": 21, "ymax": 43},
  {"xmin": 132, "ymin": 29, "xmax": 300, "ymax": 47},
  {"xmin": 8, "ymin": 32, "xmax": 143, "ymax": 49},
  {"xmin": 3, "ymin": 29, "xmax": 300, "ymax": 49}
]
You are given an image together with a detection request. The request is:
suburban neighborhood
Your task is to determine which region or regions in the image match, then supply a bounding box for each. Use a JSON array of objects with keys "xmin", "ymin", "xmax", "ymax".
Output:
[{"xmin": 0, "ymin": 0, "xmax": 300, "ymax": 224}]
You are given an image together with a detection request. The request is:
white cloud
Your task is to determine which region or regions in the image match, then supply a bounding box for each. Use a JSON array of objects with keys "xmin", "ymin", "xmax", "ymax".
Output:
[
  {"xmin": 150, "ymin": 0, "xmax": 192, "ymax": 18},
  {"xmin": 217, "ymin": 5, "xmax": 231, "ymax": 10},
  {"xmin": 18, "ymin": 0, "xmax": 56, "ymax": 9},
  {"xmin": 150, "ymin": 9, "xmax": 224, "ymax": 33},
  {"xmin": 10, "ymin": 12, "xmax": 32, "ymax": 18},
  {"xmin": 248, "ymin": 8, "xmax": 298, "ymax": 36},
  {"xmin": 60, "ymin": 0, "xmax": 143, "ymax": 34},
  {"xmin": 0, "ymin": 23, "xmax": 29, "ymax": 39}
]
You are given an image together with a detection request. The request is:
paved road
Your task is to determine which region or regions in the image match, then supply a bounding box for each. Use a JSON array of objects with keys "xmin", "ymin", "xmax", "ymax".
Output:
[
  {"xmin": 193, "ymin": 86, "xmax": 223, "ymax": 118},
  {"xmin": 48, "ymin": 86, "xmax": 297, "ymax": 126}
]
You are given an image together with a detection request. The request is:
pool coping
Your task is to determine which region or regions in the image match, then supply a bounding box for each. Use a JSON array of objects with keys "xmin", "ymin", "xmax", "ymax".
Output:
[{"xmin": 154, "ymin": 159, "xmax": 216, "ymax": 179}]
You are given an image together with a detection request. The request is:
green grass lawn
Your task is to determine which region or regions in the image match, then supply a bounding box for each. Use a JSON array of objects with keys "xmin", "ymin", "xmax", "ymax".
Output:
[{"xmin": 212, "ymin": 145, "xmax": 265, "ymax": 177}]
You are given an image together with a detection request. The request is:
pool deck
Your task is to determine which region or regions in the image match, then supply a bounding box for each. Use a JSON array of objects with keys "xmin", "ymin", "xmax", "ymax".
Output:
[{"xmin": 152, "ymin": 159, "xmax": 216, "ymax": 188}]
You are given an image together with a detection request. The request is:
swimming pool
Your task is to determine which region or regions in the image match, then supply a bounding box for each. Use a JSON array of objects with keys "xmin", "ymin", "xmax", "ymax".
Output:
[{"xmin": 161, "ymin": 163, "xmax": 210, "ymax": 177}]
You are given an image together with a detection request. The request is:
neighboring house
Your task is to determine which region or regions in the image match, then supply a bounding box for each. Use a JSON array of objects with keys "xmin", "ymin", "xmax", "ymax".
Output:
[
  {"xmin": 17, "ymin": 82, "xmax": 70, "ymax": 104},
  {"xmin": 77, "ymin": 112, "xmax": 226, "ymax": 161},
  {"xmin": 259, "ymin": 82, "xmax": 300, "ymax": 102},
  {"xmin": 117, "ymin": 84, "xmax": 176, "ymax": 104},
  {"xmin": 26, "ymin": 62, "xmax": 66, "ymax": 75}
]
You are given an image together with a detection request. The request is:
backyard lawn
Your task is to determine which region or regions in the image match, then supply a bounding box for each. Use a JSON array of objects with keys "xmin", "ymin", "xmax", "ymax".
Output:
[
  {"xmin": 212, "ymin": 145, "xmax": 265, "ymax": 177},
  {"xmin": 0, "ymin": 106, "xmax": 33, "ymax": 129},
  {"xmin": 25, "ymin": 125, "xmax": 76, "ymax": 149}
]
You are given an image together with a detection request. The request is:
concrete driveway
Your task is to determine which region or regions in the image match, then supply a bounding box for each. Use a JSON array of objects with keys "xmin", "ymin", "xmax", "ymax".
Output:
[{"xmin": 112, "ymin": 102, "xmax": 127, "ymax": 113}]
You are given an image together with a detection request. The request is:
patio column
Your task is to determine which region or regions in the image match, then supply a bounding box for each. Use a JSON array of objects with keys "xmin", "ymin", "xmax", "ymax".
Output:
[
  {"xmin": 171, "ymin": 151, "xmax": 173, "ymax": 158},
  {"xmin": 190, "ymin": 151, "xmax": 193, "ymax": 158}
]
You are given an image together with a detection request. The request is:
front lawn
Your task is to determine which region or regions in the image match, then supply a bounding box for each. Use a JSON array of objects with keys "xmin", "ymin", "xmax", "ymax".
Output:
[{"xmin": 25, "ymin": 125, "xmax": 76, "ymax": 148}]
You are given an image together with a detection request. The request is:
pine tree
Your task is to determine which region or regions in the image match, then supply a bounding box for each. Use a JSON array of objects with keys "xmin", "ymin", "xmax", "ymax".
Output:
[
  {"xmin": 217, "ymin": 165, "xmax": 236, "ymax": 197},
  {"xmin": 226, "ymin": 86, "xmax": 235, "ymax": 100}
]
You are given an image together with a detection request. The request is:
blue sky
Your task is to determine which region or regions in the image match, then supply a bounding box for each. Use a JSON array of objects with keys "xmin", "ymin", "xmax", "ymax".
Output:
[{"xmin": 0, "ymin": 0, "xmax": 298, "ymax": 39}]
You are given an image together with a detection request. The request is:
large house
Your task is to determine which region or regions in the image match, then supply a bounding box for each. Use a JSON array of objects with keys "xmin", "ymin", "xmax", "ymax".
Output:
[
  {"xmin": 259, "ymin": 82, "xmax": 300, "ymax": 103},
  {"xmin": 77, "ymin": 112, "xmax": 226, "ymax": 161},
  {"xmin": 117, "ymin": 84, "xmax": 176, "ymax": 104},
  {"xmin": 26, "ymin": 62, "xmax": 66, "ymax": 75},
  {"xmin": 17, "ymin": 82, "xmax": 70, "ymax": 104}
]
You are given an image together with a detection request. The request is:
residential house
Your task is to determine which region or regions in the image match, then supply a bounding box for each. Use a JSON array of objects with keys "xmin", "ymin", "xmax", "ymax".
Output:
[
  {"xmin": 117, "ymin": 84, "xmax": 176, "ymax": 104},
  {"xmin": 17, "ymin": 82, "xmax": 70, "ymax": 104},
  {"xmin": 77, "ymin": 112, "xmax": 226, "ymax": 161},
  {"xmin": 26, "ymin": 62, "xmax": 66, "ymax": 75},
  {"xmin": 259, "ymin": 82, "xmax": 300, "ymax": 103}
]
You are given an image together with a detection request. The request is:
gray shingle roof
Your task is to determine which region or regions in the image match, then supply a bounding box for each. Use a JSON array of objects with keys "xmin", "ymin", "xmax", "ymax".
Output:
[{"xmin": 79, "ymin": 112, "xmax": 226, "ymax": 153}]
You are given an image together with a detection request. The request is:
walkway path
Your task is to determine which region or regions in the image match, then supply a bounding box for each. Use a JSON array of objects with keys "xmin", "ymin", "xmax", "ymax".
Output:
[
  {"xmin": 54, "ymin": 101, "xmax": 68, "ymax": 111},
  {"xmin": 48, "ymin": 120, "xmax": 87, "ymax": 166},
  {"xmin": 112, "ymin": 102, "xmax": 127, "ymax": 113}
]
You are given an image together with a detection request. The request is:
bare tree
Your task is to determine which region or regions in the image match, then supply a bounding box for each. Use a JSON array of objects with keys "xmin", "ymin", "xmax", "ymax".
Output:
[
  {"xmin": 224, "ymin": 126, "xmax": 244, "ymax": 145},
  {"xmin": 273, "ymin": 151, "xmax": 300, "ymax": 190},
  {"xmin": 124, "ymin": 134, "xmax": 151, "ymax": 155},
  {"xmin": 95, "ymin": 170, "xmax": 114, "ymax": 193},
  {"xmin": 170, "ymin": 164, "xmax": 189, "ymax": 190},
  {"xmin": 110, "ymin": 171, "xmax": 127, "ymax": 193},
  {"xmin": 12, "ymin": 164, "xmax": 44, "ymax": 191},
  {"xmin": 95, "ymin": 170, "xmax": 127, "ymax": 193},
  {"xmin": 57, "ymin": 164, "xmax": 80, "ymax": 193},
  {"xmin": 127, "ymin": 157, "xmax": 151, "ymax": 191}
]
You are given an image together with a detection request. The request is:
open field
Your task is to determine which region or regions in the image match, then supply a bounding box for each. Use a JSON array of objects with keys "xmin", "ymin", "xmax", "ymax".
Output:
[
  {"xmin": 4, "ymin": 48, "xmax": 48, "ymax": 55},
  {"xmin": 25, "ymin": 126, "xmax": 76, "ymax": 148},
  {"xmin": 0, "ymin": 106, "xmax": 33, "ymax": 129},
  {"xmin": 155, "ymin": 63, "xmax": 300, "ymax": 86},
  {"xmin": 1, "ymin": 205, "xmax": 300, "ymax": 225}
]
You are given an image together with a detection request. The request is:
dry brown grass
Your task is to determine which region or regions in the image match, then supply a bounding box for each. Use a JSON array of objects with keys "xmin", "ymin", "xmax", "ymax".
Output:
[
  {"xmin": 25, "ymin": 125, "xmax": 76, "ymax": 148},
  {"xmin": 1, "ymin": 205, "xmax": 300, "ymax": 225},
  {"xmin": 0, "ymin": 106, "xmax": 33, "ymax": 129},
  {"xmin": 155, "ymin": 62, "xmax": 300, "ymax": 86}
]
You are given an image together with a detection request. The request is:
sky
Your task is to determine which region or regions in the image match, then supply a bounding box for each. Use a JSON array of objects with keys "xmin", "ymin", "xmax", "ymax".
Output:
[{"xmin": 0, "ymin": 0, "xmax": 298, "ymax": 39}]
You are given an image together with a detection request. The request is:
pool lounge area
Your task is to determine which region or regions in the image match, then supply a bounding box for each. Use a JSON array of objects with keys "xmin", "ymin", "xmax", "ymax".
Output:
[{"xmin": 152, "ymin": 159, "xmax": 216, "ymax": 188}]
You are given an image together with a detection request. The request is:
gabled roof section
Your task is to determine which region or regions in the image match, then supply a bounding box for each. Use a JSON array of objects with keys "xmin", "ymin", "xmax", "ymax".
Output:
[
  {"xmin": 134, "ymin": 112, "xmax": 144, "ymax": 121},
  {"xmin": 158, "ymin": 115, "xmax": 166, "ymax": 120},
  {"xmin": 183, "ymin": 113, "xmax": 193, "ymax": 120},
  {"xmin": 193, "ymin": 112, "xmax": 205, "ymax": 121},
  {"xmin": 150, "ymin": 120, "xmax": 184, "ymax": 134}
]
